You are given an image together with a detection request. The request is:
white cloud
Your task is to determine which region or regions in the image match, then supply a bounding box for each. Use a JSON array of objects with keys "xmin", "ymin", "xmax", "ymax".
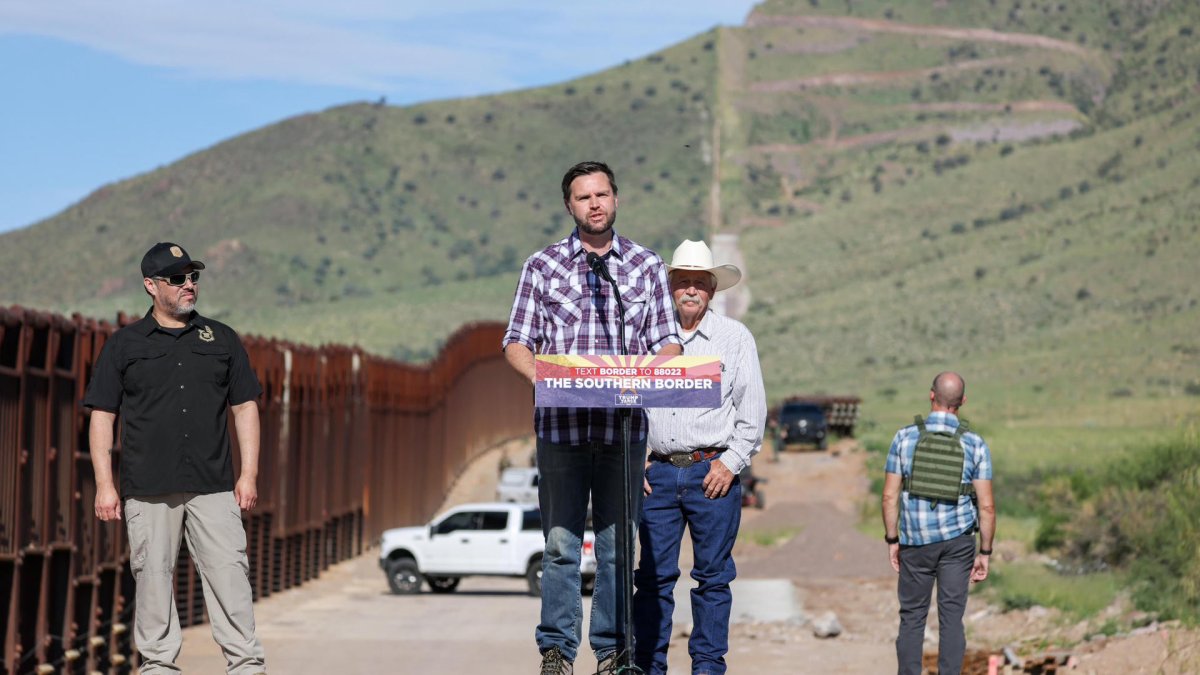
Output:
[{"xmin": 0, "ymin": 0, "xmax": 754, "ymax": 95}]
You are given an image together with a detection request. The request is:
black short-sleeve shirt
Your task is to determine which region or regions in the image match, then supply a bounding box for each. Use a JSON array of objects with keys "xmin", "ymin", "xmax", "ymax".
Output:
[{"xmin": 83, "ymin": 309, "xmax": 262, "ymax": 497}]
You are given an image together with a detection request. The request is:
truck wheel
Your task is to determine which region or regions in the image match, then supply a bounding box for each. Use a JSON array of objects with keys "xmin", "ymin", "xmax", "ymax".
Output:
[
  {"xmin": 425, "ymin": 576, "xmax": 461, "ymax": 594},
  {"xmin": 526, "ymin": 556, "xmax": 543, "ymax": 596},
  {"xmin": 386, "ymin": 559, "xmax": 422, "ymax": 595}
]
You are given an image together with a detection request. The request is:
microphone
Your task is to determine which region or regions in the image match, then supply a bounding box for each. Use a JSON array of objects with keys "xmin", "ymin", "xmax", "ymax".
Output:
[{"xmin": 586, "ymin": 251, "xmax": 615, "ymax": 283}]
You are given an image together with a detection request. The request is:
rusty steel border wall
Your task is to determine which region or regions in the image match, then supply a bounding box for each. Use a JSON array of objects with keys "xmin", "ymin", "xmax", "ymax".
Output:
[{"xmin": 0, "ymin": 305, "xmax": 532, "ymax": 675}]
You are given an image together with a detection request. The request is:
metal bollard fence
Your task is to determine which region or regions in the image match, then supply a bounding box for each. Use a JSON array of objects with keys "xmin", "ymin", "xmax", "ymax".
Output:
[{"xmin": 0, "ymin": 305, "xmax": 532, "ymax": 674}]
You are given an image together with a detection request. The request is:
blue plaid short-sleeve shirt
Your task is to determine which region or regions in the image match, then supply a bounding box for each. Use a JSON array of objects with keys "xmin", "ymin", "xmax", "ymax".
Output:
[{"xmin": 885, "ymin": 412, "xmax": 992, "ymax": 546}]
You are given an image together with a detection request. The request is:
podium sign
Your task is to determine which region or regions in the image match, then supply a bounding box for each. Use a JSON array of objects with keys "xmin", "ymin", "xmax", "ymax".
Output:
[{"xmin": 535, "ymin": 355, "xmax": 721, "ymax": 409}]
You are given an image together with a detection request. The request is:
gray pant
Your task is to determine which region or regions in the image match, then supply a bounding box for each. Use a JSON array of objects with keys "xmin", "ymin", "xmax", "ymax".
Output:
[
  {"xmin": 895, "ymin": 531, "xmax": 976, "ymax": 675},
  {"xmin": 125, "ymin": 492, "xmax": 266, "ymax": 675}
]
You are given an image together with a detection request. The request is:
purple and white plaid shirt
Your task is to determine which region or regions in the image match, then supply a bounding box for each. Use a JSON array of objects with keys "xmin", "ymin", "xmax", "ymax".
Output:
[{"xmin": 503, "ymin": 229, "xmax": 682, "ymax": 444}]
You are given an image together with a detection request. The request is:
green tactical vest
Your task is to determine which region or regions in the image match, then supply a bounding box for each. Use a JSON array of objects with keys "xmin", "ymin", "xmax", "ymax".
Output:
[{"xmin": 902, "ymin": 415, "xmax": 976, "ymax": 503}]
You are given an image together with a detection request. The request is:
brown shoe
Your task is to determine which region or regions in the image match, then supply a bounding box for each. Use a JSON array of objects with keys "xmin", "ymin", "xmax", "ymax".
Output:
[{"xmin": 539, "ymin": 647, "xmax": 573, "ymax": 675}]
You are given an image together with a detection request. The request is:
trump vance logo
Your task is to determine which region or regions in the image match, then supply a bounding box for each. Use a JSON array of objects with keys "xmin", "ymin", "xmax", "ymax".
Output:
[{"xmin": 614, "ymin": 393, "xmax": 642, "ymax": 406}]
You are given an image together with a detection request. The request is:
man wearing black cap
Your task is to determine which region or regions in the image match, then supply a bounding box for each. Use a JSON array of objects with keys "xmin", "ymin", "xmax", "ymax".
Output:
[{"xmin": 84, "ymin": 242, "xmax": 267, "ymax": 675}]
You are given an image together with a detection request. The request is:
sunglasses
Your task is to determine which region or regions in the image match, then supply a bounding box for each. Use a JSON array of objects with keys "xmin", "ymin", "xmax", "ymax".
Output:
[{"xmin": 155, "ymin": 271, "xmax": 201, "ymax": 286}]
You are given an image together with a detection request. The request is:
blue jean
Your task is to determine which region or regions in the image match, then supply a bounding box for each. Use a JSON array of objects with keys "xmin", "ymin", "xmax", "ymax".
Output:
[
  {"xmin": 633, "ymin": 457, "xmax": 741, "ymax": 675},
  {"xmin": 536, "ymin": 437, "xmax": 646, "ymax": 662}
]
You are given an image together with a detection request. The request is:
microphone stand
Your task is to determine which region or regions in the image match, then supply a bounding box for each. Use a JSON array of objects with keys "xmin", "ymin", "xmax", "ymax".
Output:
[{"xmin": 588, "ymin": 252, "xmax": 639, "ymax": 673}]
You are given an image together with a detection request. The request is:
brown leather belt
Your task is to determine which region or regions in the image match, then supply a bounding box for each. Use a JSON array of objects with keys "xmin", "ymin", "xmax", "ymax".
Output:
[{"xmin": 651, "ymin": 448, "xmax": 724, "ymax": 468}]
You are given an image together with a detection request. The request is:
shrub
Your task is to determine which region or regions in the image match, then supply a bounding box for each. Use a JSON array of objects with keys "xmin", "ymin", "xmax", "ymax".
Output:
[
  {"xmin": 1050, "ymin": 438, "xmax": 1200, "ymax": 620},
  {"xmin": 1032, "ymin": 474, "xmax": 1080, "ymax": 551},
  {"xmin": 1001, "ymin": 592, "xmax": 1039, "ymax": 613},
  {"xmin": 1097, "ymin": 153, "xmax": 1123, "ymax": 180}
]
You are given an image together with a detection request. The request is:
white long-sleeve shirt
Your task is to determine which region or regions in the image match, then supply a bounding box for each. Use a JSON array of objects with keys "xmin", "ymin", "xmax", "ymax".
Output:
[{"xmin": 646, "ymin": 310, "xmax": 767, "ymax": 474}]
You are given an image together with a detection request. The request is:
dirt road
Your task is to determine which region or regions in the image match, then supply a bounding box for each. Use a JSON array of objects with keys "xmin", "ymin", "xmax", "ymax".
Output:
[{"xmin": 174, "ymin": 438, "xmax": 1198, "ymax": 673}]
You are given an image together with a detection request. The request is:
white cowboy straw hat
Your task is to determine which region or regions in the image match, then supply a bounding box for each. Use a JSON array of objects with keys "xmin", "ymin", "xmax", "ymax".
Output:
[{"xmin": 666, "ymin": 239, "xmax": 742, "ymax": 292}]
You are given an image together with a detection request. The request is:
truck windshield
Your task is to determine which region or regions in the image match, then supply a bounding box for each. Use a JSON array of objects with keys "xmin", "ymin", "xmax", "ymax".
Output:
[{"xmin": 781, "ymin": 404, "xmax": 823, "ymax": 421}]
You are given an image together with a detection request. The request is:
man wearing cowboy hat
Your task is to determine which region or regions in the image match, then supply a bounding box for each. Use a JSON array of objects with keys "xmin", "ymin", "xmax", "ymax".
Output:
[{"xmin": 632, "ymin": 239, "xmax": 767, "ymax": 675}]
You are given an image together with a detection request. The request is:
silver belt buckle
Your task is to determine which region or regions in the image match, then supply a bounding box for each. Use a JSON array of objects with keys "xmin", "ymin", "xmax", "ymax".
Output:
[{"xmin": 668, "ymin": 453, "xmax": 694, "ymax": 468}]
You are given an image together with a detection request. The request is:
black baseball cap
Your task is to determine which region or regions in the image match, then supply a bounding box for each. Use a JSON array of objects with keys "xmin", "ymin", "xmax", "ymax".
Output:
[{"xmin": 140, "ymin": 242, "xmax": 206, "ymax": 278}]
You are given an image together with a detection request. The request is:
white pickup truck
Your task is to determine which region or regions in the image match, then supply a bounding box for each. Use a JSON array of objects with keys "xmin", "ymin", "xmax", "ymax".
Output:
[
  {"xmin": 496, "ymin": 467, "xmax": 539, "ymax": 503},
  {"xmin": 379, "ymin": 502, "xmax": 596, "ymax": 595}
]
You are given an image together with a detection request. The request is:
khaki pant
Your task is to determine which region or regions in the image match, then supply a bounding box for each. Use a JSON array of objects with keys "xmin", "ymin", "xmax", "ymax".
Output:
[{"xmin": 125, "ymin": 492, "xmax": 266, "ymax": 675}]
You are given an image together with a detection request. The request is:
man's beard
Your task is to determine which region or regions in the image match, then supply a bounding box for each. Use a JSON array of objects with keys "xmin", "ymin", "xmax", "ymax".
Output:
[
  {"xmin": 574, "ymin": 210, "xmax": 616, "ymax": 236},
  {"xmin": 165, "ymin": 293, "xmax": 196, "ymax": 317}
]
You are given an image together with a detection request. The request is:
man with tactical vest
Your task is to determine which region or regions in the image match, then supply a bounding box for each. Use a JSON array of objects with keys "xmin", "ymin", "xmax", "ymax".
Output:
[{"xmin": 881, "ymin": 372, "xmax": 995, "ymax": 675}]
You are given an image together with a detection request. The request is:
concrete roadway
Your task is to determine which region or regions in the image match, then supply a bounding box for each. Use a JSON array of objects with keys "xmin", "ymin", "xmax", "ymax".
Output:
[
  {"xmin": 176, "ymin": 554, "xmax": 815, "ymax": 673},
  {"xmin": 177, "ymin": 553, "xmax": 614, "ymax": 673}
]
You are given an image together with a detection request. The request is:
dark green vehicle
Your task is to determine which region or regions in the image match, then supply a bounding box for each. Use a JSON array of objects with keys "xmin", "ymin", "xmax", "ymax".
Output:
[{"xmin": 778, "ymin": 401, "xmax": 828, "ymax": 450}]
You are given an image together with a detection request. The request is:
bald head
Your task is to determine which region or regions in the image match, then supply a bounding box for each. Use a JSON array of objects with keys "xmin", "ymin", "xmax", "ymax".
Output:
[{"xmin": 930, "ymin": 371, "xmax": 965, "ymax": 410}]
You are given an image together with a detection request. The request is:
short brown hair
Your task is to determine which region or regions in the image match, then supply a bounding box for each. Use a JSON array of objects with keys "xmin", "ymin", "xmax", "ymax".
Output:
[{"xmin": 561, "ymin": 161, "xmax": 618, "ymax": 203}]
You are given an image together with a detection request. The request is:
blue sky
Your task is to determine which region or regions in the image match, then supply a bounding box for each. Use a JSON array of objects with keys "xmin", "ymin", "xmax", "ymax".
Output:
[{"xmin": 0, "ymin": 1, "xmax": 759, "ymax": 234}]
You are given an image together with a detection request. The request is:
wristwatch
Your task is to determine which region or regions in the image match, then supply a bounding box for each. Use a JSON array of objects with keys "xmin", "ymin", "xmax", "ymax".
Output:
[
  {"xmin": 978, "ymin": 548, "xmax": 993, "ymax": 556},
  {"xmin": 884, "ymin": 534, "xmax": 899, "ymax": 545}
]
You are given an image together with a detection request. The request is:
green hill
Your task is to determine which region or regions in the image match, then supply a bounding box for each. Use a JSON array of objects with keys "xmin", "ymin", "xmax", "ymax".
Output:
[
  {"xmin": 724, "ymin": 0, "xmax": 1199, "ymax": 438},
  {"xmin": 2, "ymin": 0, "xmax": 1197, "ymax": 405},
  {"xmin": 0, "ymin": 33, "xmax": 721, "ymax": 359}
]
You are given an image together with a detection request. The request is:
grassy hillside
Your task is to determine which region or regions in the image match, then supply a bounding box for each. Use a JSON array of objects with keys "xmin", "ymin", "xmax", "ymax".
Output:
[
  {"xmin": 2, "ymin": 0, "xmax": 1196, "ymax": 400},
  {"xmin": 720, "ymin": 0, "xmax": 1199, "ymax": 434},
  {"xmin": 0, "ymin": 33, "xmax": 722, "ymax": 358}
]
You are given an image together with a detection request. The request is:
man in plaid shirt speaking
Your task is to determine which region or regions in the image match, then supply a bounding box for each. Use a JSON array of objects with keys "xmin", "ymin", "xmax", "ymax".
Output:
[
  {"xmin": 503, "ymin": 161, "xmax": 683, "ymax": 674},
  {"xmin": 881, "ymin": 372, "xmax": 996, "ymax": 675}
]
